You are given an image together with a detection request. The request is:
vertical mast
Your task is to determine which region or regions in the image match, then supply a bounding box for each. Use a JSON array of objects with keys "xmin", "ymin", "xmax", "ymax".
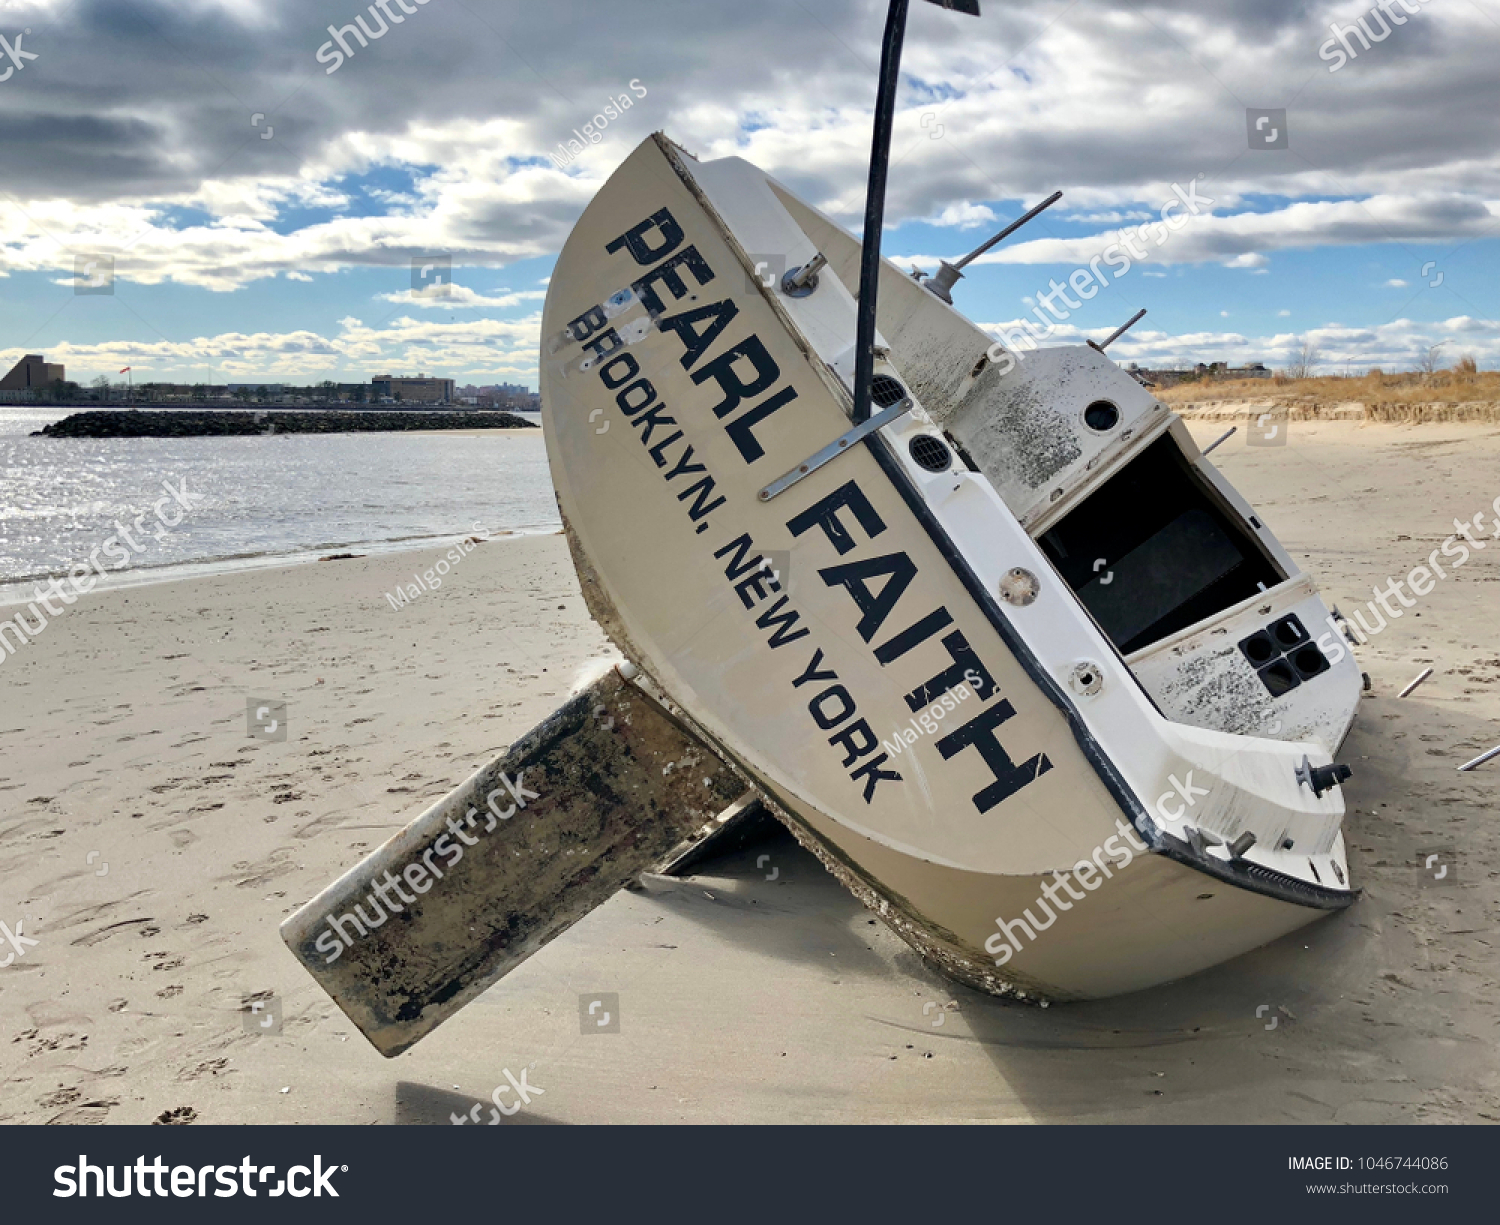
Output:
[{"xmin": 851, "ymin": 0, "xmax": 981, "ymax": 425}]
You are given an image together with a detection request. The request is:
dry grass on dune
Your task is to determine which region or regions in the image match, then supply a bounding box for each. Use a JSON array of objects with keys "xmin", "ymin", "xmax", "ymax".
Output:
[{"xmin": 1157, "ymin": 362, "xmax": 1500, "ymax": 423}]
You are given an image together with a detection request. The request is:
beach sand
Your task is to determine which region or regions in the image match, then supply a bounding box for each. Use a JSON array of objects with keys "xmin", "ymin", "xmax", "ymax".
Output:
[{"xmin": 2, "ymin": 420, "xmax": 1498, "ymax": 1124}]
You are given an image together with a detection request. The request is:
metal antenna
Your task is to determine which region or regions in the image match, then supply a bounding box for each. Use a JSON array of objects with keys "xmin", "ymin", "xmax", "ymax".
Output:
[
  {"xmin": 1201, "ymin": 425, "xmax": 1236, "ymax": 455},
  {"xmin": 1088, "ymin": 308, "xmax": 1147, "ymax": 353},
  {"xmin": 850, "ymin": 0, "xmax": 982, "ymax": 426},
  {"xmin": 922, "ymin": 190, "xmax": 1063, "ymax": 303}
]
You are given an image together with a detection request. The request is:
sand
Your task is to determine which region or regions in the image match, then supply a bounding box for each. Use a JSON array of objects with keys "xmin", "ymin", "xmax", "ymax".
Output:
[{"xmin": 2, "ymin": 421, "xmax": 1497, "ymax": 1124}]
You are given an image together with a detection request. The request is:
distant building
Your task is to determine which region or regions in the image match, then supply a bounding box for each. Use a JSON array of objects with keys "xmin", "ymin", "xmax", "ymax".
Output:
[
  {"xmin": 1, "ymin": 353, "xmax": 65, "ymax": 392},
  {"xmin": 371, "ymin": 374, "xmax": 455, "ymax": 405},
  {"xmin": 477, "ymin": 389, "xmax": 540, "ymax": 411},
  {"xmin": 227, "ymin": 382, "xmax": 286, "ymax": 397}
]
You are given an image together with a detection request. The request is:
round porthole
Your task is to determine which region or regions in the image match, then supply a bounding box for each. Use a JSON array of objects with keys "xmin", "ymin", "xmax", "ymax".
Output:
[
  {"xmin": 870, "ymin": 374, "xmax": 907, "ymax": 408},
  {"xmin": 908, "ymin": 434, "xmax": 952, "ymax": 473},
  {"xmin": 1083, "ymin": 400, "xmax": 1120, "ymax": 432}
]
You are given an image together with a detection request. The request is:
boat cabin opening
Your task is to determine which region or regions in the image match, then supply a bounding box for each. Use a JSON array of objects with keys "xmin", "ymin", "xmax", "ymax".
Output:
[{"xmin": 1037, "ymin": 436, "xmax": 1284, "ymax": 654}]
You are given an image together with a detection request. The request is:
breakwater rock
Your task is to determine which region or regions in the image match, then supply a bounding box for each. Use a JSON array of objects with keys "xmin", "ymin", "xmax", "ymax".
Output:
[{"xmin": 35, "ymin": 410, "xmax": 539, "ymax": 438}]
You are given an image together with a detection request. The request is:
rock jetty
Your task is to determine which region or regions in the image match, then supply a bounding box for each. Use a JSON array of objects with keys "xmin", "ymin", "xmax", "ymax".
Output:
[{"xmin": 35, "ymin": 409, "xmax": 538, "ymax": 438}]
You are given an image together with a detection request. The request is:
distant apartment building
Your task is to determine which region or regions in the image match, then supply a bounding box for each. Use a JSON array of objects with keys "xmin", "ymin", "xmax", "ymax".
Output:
[
  {"xmin": 1, "ymin": 353, "xmax": 66, "ymax": 397},
  {"xmin": 371, "ymin": 374, "xmax": 455, "ymax": 404}
]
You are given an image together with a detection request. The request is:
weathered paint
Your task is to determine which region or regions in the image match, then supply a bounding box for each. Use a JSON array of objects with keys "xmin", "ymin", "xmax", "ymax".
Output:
[
  {"xmin": 281, "ymin": 668, "xmax": 746, "ymax": 1056},
  {"xmin": 538, "ymin": 134, "xmax": 1354, "ymax": 1003}
]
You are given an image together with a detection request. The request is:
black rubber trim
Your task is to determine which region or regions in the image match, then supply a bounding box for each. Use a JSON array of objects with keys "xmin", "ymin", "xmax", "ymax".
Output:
[{"xmin": 861, "ymin": 431, "xmax": 1355, "ymax": 913}]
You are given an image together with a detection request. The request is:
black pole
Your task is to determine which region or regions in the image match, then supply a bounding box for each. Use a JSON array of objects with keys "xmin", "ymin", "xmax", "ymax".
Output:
[{"xmin": 851, "ymin": 0, "xmax": 910, "ymax": 425}]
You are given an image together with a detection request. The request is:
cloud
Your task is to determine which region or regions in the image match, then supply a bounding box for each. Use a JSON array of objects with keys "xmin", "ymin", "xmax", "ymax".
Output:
[
  {"xmin": 378, "ymin": 284, "xmax": 550, "ymax": 310},
  {"xmin": 1, "ymin": 0, "xmax": 1497, "ymax": 293},
  {"xmin": 929, "ymin": 201, "xmax": 998, "ymax": 229},
  {"xmin": 1, "ymin": 0, "xmax": 1498, "ymax": 390},
  {"xmin": 975, "ymin": 314, "xmax": 1500, "ymax": 373},
  {"xmin": 0, "ymin": 312, "xmax": 545, "ymax": 384}
]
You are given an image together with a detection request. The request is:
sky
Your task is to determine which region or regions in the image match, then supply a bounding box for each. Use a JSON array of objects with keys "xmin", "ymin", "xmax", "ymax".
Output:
[{"xmin": 1, "ymin": 0, "xmax": 1497, "ymax": 390}]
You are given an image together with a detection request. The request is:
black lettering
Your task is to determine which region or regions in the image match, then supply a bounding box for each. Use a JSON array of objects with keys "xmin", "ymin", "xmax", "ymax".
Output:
[
  {"xmin": 875, "ymin": 606, "xmax": 954, "ymax": 665},
  {"xmin": 734, "ymin": 566, "xmax": 780, "ymax": 609},
  {"xmin": 791, "ymin": 648, "xmax": 837, "ymax": 689},
  {"xmin": 647, "ymin": 430, "xmax": 685, "ymax": 468},
  {"xmin": 676, "ymin": 475, "xmax": 727, "ymax": 522},
  {"xmin": 724, "ymin": 385, "xmax": 797, "ymax": 464},
  {"xmin": 819, "ymin": 552, "xmax": 916, "ymax": 642},
  {"xmin": 659, "ymin": 299, "xmax": 739, "ymax": 370},
  {"xmin": 808, "ymin": 684, "xmax": 855, "ymax": 729},
  {"xmin": 567, "ymin": 303, "xmax": 606, "ymax": 342},
  {"xmin": 616, "ymin": 378, "xmax": 657, "ymax": 415},
  {"xmin": 786, "ymin": 481, "xmax": 886, "ymax": 556},
  {"xmin": 584, "ymin": 328, "xmax": 623, "ymax": 361},
  {"xmin": 630, "ymin": 403, "xmax": 678, "ymax": 449},
  {"xmin": 850, "ymin": 753, "xmax": 902, "ymax": 803},
  {"xmin": 829, "ymin": 718, "xmax": 878, "ymax": 767},
  {"xmin": 936, "ymin": 702, "xmax": 1052, "ymax": 814},
  {"xmin": 605, "ymin": 207, "xmax": 683, "ymax": 265},
  {"xmin": 663, "ymin": 443, "xmax": 707, "ymax": 482},
  {"xmin": 598, "ymin": 350, "xmax": 638, "ymax": 389},
  {"xmin": 754, "ymin": 595, "xmax": 811, "ymax": 648},
  {"xmin": 633, "ymin": 245, "xmax": 715, "ymax": 315},
  {"xmin": 691, "ymin": 335, "xmax": 780, "ymax": 419},
  {"xmin": 713, "ymin": 533, "xmax": 762, "ymax": 581},
  {"xmin": 904, "ymin": 630, "xmax": 996, "ymax": 709}
]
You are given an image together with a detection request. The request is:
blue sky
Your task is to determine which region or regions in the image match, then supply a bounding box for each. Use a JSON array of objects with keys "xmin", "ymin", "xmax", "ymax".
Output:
[{"xmin": 2, "ymin": 0, "xmax": 1497, "ymax": 387}]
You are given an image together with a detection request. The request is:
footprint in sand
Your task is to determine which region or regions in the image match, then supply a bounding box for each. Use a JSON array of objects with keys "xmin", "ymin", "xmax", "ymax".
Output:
[
  {"xmin": 49, "ymin": 1098, "xmax": 120, "ymax": 1125},
  {"xmin": 177, "ymin": 1058, "xmax": 228, "ymax": 1082}
]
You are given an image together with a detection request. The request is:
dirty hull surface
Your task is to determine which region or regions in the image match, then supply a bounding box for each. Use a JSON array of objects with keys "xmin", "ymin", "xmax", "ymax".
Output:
[{"xmin": 281, "ymin": 671, "xmax": 745, "ymax": 1056}]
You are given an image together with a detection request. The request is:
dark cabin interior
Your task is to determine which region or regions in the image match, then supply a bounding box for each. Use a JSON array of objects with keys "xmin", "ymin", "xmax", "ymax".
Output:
[{"xmin": 1037, "ymin": 436, "xmax": 1285, "ymax": 655}]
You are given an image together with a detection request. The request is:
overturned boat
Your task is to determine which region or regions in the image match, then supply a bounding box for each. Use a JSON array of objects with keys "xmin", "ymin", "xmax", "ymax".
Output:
[
  {"xmin": 532, "ymin": 133, "xmax": 1360, "ymax": 998},
  {"xmin": 283, "ymin": 2, "xmax": 1359, "ymax": 1055}
]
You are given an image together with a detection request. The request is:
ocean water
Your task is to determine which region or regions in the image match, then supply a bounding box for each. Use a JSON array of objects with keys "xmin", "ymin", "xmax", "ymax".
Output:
[{"xmin": 0, "ymin": 407, "xmax": 560, "ymax": 604}]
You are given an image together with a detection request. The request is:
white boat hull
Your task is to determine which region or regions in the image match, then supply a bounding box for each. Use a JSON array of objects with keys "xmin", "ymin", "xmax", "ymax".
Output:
[{"xmin": 540, "ymin": 134, "xmax": 1356, "ymax": 1000}]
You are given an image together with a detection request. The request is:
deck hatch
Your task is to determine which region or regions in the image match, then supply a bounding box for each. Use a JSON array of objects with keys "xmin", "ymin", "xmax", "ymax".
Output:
[{"xmin": 1037, "ymin": 436, "xmax": 1283, "ymax": 653}]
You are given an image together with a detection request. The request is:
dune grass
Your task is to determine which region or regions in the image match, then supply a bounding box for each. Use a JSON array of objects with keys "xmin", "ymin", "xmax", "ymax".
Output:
[{"xmin": 1157, "ymin": 361, "xmax": 1500, "ymax": 422}]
